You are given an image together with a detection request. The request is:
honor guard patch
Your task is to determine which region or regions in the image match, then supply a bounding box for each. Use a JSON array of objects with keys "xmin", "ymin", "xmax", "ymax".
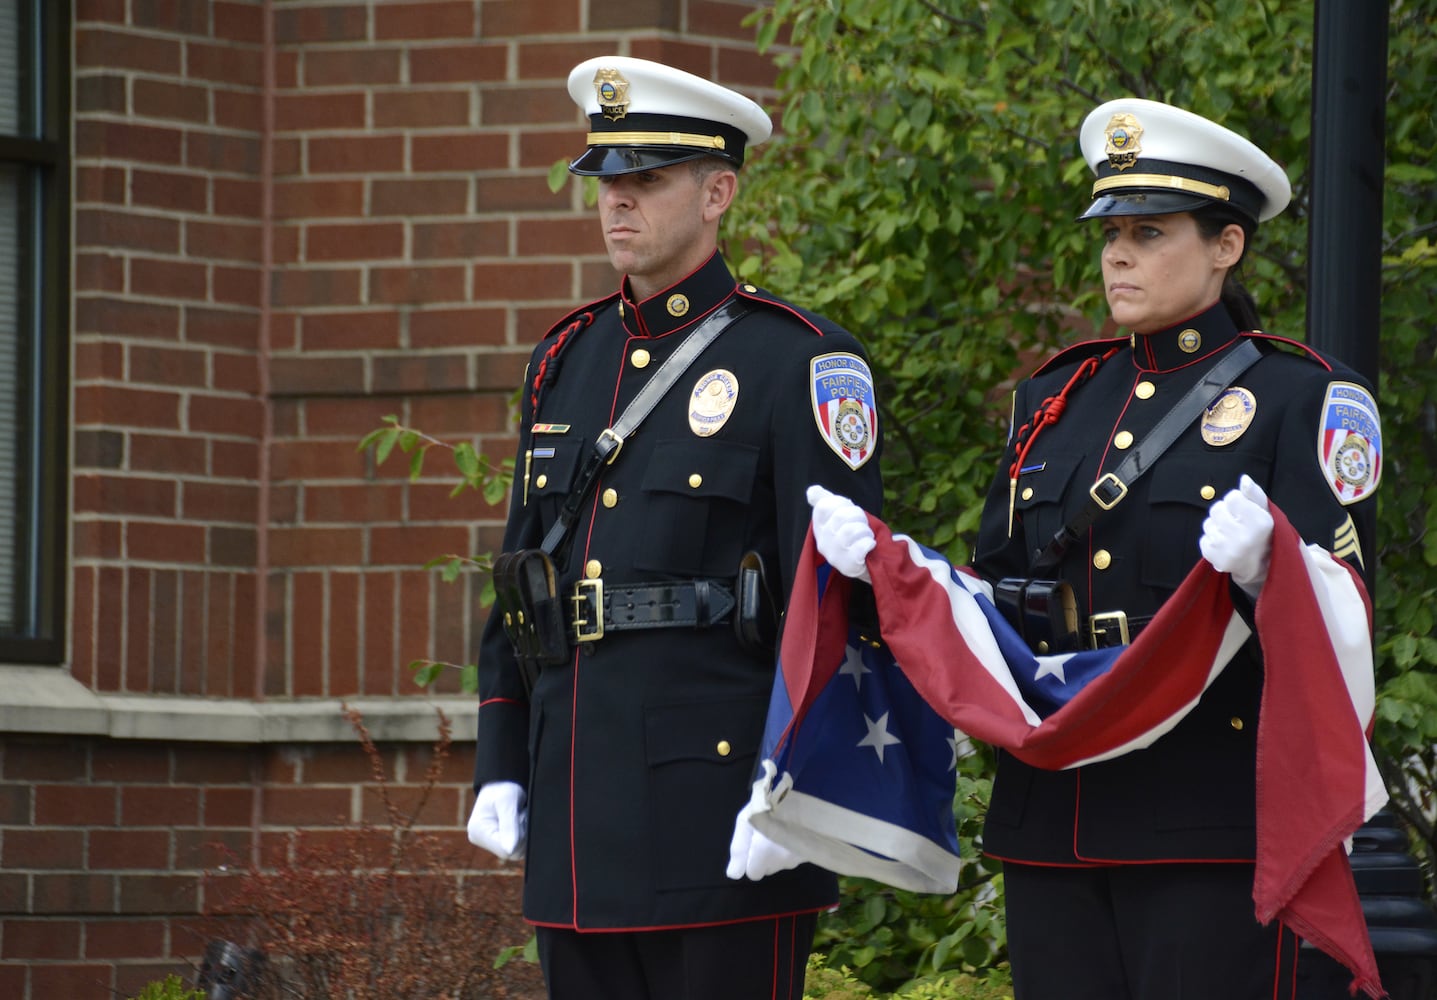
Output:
[
  {"xmin": 689, "ymin": 369, "xmax": 739, "ymax": 437},
  {"xmin": 1319, "ymin": 381, "xmax": 1382, "ymax": 505},
  {"xmin": 811, "ymin": 353, "xmax": 878, "ymax": 470}
]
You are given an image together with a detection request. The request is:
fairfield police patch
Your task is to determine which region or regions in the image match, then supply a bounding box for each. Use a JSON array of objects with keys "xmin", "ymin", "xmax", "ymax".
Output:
[
  {"xmin": 1319, "ymin": 381, "xmax": 1382, "ymax": 505},
  {"xmin": 811, "ymin": 352, "xmax": 877, "ymax": 470}
]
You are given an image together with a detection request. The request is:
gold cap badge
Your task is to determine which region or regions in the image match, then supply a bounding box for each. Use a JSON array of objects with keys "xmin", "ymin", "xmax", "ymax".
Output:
[
  {"xmin": 593, "ymin": 68, "xmax": 630, "ymax": 122},
  {"xmin": 1104, "ymin": 112, "xmax": 1144, "ymax": 172}
]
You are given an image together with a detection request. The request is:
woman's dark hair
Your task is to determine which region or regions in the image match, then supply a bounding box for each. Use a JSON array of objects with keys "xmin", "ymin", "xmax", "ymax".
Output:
[{"xmin": 1192, "ymin": 202, "xmax": 1262, "ymax": 331}]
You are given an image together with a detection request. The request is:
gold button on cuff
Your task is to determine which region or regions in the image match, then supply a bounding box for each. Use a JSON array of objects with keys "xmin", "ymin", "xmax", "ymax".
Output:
[
  {"xmin": 584, "ymin": 559, "xmax": 602, "ymax": 579},
  {"xmin": 1230, "ymin": 717, "xmax": 1245, "ymax": 731},
  {"xmin": 631, "ymin": 349, "xmax": 651, "ymax": 369},
  {"xmin": 602, "ymin": 488, "xmax": 618, "ymax": 508},
  {"xmin": 1201, "ymin": 485, "xmax": 1216, "ymax": 500},
  {"xmin": 1093, "ymin": 549, "xmax": 1112, "ymax": 570},
  {"xmin": 716, "ymin": 740, "xmax": 732, "ymax": 757},
  {"xmin": 688, "ymin": 473, "xmax": 702, "ymax": 488},
  {"xmin": 1021, "ymin": 487, "xmax": 1034, "ymax": 501},
  {"xmin": 1135, "ymin": 381, "xmax": 1155, "ymax": 399},
  {"xmin": 534, "ymin": 474, "xmax": 548, "ymax": 489},
  {"xmin": 1114, "ymin": 430, "xmax": 1134, "ymax": 450}
]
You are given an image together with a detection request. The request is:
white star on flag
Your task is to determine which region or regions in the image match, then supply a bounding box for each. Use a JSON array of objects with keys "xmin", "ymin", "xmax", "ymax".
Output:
[
  {"xmin": 1033, "ymin": 656, "xmax": 1068, "ymax": 685},
  {"xmin": 838, "ymin": 643, "xmax": 870, "ymax": 689},
  {"xmin": 857, "ymin": 711, "xmax": 902, "ymax": 763}
]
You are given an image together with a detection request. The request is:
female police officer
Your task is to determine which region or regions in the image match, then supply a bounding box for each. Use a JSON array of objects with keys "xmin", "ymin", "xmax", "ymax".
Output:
[{"xmin": 809, "ymin": 98, "xmax": 1381, "ymax": 999}]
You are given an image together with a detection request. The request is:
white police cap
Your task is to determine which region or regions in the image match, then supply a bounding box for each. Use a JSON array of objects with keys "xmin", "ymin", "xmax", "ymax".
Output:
[
  {"xmin": 567, "ymin": 56, "xmax": 773, "ymax": 177},
  {"xmin": 1078, "ymin": 98, "xmax": 1291, "ymax": 223}
]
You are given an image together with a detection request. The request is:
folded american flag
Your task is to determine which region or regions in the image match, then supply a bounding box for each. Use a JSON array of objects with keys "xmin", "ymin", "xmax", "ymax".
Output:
[{"xmin": 748, "ymin": 504, "xmax": 1386, "ymax": 997}]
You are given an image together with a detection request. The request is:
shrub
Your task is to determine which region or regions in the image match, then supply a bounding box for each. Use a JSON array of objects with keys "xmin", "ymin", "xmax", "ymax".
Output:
[{"xmin": 129, "ymin": 976, "xmax": 206, "ymax": 1000}]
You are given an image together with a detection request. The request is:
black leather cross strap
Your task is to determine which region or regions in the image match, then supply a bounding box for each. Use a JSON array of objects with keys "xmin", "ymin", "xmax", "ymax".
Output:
[
  {"xmin": 569, "ymin": 579, "xmax": 737, "ymax": 643},
  {"xmin": 1031, "ymin": 338, "xmax": 1262, "ymax": 575},
  {"xmin": 541, "ymin": 297, "xmax": 751, "ymax": 565}
]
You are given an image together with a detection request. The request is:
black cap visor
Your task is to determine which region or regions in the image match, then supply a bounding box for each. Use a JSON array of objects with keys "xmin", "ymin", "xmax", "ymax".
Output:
[
  {"xmin": 568, "ymin": 145, "xmax": 716, "ymax": 177},
  {"xmin": 1077, "ymin": 189, "xmax": 1217, "ymax": 221}
]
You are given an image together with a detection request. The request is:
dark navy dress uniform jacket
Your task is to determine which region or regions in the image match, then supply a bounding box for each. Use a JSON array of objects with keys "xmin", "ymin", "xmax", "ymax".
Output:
[
  {"xmin": 972, "ymin": 302, "xmax": 1378, "ymax": 865},
  {"xmin": 472, "ymin": 251, "xmax": 883, "ymax": 930}
]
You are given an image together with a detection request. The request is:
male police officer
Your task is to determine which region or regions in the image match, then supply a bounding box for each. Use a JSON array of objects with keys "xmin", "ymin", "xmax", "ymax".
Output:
[{"xmin": 466, "ymin": 57, "xmax": 883, "ymax": 1000}]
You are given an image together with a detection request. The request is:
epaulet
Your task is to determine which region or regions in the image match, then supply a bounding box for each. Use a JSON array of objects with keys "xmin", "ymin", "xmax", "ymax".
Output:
[
  {"xmin": 538, "ymin": 291, "xmax": 621, "ymax": 342},
  {"xmin": 1242, "ymin": 330, "xmax": 1335, "ymax": 371},
  {"xmin": 1031, "ymin": 336, "xmax": 1128, "ymax": 377},
  {"xmin": 734, "ymin": 283, "xmax": 844, "ymax": 337}
]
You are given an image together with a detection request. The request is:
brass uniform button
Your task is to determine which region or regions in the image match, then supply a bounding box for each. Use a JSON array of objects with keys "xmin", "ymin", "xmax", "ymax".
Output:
[
  {"xmin": 631, "ymin": 349, "xmax": 651, "ymax": 369},
  {"xmin": 1135, "ymin": 381, "xmax": 1155, "ymax": 400},
  {"xmin": 534, "ymin": 474, "xmax": 548, "ymax": 489},
  {"xmin": 1114, "ymin": 430, "xmax": 1134, "ymax": 450},
  {"xmin": 1021, "ymin": 487, "xmax": 1034, "ymax": 501},
  {"xmin": 1036, "ymin": 641, "xmax": 1050, "ymax": 654},
  {"xmin": 1093, "ymin": 549, "xmax": 1112, "ymax": 570},
  {"xmin": 1230, "ymin": 717, "xmax": 1245, "ymax": 731},
  {"xmin": 585, "ymin": 559, "xmax": 602, "ymax": 579},
  {"xmin": 1200, "ymin": 485, "xmax": 1216, "ymax": 500},
  {"xmin": 688, "ymin": 473, "xmax": 702, "ymax": 488},
  {"xmin": 742, "ymin": 284, "xmax": 757, "ymax": 292},
  {"xmin": 716, "ymin": 740, "xmax": 732, "ymax": 757},
  {"xmin": 602, "ymin": 488, "xmax": 618, "ymax": 508}
]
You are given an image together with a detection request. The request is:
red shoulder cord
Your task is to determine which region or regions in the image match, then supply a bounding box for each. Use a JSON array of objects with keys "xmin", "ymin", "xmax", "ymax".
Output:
[
  {"xmin": 1004, "ymin": 347, "xmax": 1118, "ymax": 535},
  {"xmin": 529, "ymin": 312, "xmax": 593, "ymax": 414}
]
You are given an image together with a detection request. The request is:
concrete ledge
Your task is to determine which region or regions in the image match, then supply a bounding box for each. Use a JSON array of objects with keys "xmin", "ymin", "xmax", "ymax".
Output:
[{"xmin": 0, "ymin": 667, "xmax": 478, "ymax": 743}]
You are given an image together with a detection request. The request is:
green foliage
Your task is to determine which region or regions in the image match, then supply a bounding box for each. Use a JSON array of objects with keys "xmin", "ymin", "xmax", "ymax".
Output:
[
  {"xmin": 128, "ymin": 977, "xmax": 205, "ymax": 1000},
  {"xmin": 802, "ymin": 954, "xmax": 1014, "ymax": 999},
  {"xmin": 727, "ymin": 0, "xmax": 1437, "ymax": 983}
]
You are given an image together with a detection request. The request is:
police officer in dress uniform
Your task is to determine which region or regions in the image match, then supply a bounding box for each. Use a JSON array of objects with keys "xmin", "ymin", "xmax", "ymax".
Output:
[
  {"xmin": 805, "ymin": 99, "xmax": 1382, "ymax": 998},
  {"xmin": 966, "ymin": 100, "xmax": 1383, "ymax": 999},
  {"xmin": 465, "ymin": 57, "xmax": 883, "ymax": 1000}
]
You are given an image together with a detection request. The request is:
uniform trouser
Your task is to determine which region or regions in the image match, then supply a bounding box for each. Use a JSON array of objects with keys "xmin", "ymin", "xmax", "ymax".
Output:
[
  {"xmin": 536, "ymin": 912, "xmax": 818, "ymax": 1000},
  {"xmin": 1004, "ymin": 860, "xmax": 1300, "ymax": 1000}
]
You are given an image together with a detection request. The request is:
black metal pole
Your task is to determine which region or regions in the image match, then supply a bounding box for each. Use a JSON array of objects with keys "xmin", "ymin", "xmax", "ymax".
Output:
[{"xmin": 1306, "ymin": 0, "xmax": 1389, "ymax": 383}]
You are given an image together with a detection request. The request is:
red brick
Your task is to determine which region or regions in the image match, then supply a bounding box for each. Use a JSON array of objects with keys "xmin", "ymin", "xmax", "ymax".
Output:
[
  {"xmin": 76, "ymin": 120, "xmax": 183, "ymax": 165},
  {"xmin": 3, "ymin": 741, "xmax": 90, "ymax": 781},
  {"xmin": 413, "ymin": 219, "xmax": 507, "ymax": 259},
  {"xmin": 173, "ymin": 746, "xmax": 254, "ymax": 785},
  {"xmin": 212, "ymin": 265, "xmax": 263, "ymax": 307},
  {"xmin": 329, "ymin": 573, "xmax": 362, "ymax": 692},
  {"xmin": 183, "ymin": 481, "xmax": 259, "ymax": 523},
  {"xmin": 188, "ymin": 41, "xmax": 263, "ymax": 87},
  {"xmin": 75, "ymin": 208, "xmax": 181, "ymax": 254},
  {"xmin": 270, "ymin": 268, "xmax": 364, "ymax": 308},
  {"xmin": 92, "ymin": 744, "xmax": 171, "ymax": 783},
  {"xmin": 127, "ymin": 344, "xmax": 206, "ymax": 388},
  {"xmin": 125, "ymin": 565, "xmax": 153, "ymax": 691},
  {"xmin": 369, "ymin": 265, "xmax": 466, "ymax": 305},
  {"xmin": 2, "ymin": 919, "xmax": 82, "ymax": 960},
  {"xmin": 75, "ymin": 252, "xmax": 125, "ymax": 293},
  {"xmin": 2, "ymin": 829, "xmax": 86, "ymax": 870},
  {"xmin": 373, "ymin": 89, "xmax": 471, "ymax": 129},
  {"xmin": 214, "ymin": 1, "xmax": 265, "ymax": 43},
  {"xmin": 303, "ymin": 47, "xmax": 403, "ymax": 86},
  {"xmin": 71, "ymin": 566, "xmax": 98, "ymax": 687},
  {"xmin": 301, "ymin": 310, "xmax": 401, "ymax": 351},
  {"xmin": 473, "ymin": 261, "xmax": 569, "ymax": 301},
  {"xmin": 133, "ymin": 78, "xmax": 210, "ymax": 124},
  {"xmin": 301, "ymin": 395, "xmax": 405, "ymax": 437},
  {"xmin": 371, "ymin": 352, "xmax": 473, "ymax": 394},
  {"xmin": 75, "ymin": 296, "xmax": 183, "ymax": 340},
  {"xmin": 473, "ymin": 350, "xmax": 529, "ymax": 392},
  {"xmin": 276, "ymin": 91, "xmax": 367, "ymax": 132},
  {"xmin": 269, "ymin": 528, "xmax": 365, "ymax": 567},
  {"xmin": 479, "ymin": 84, "xmax": 572, "ymax": 127},
  {"xmin": 408, "ymin": 42, "xmax": 509, "ymax": 84},
  {"xmin": 261, "ymin": 785, "xmax": 352, "ymax": 825},
  {"xmin": 126, "ymin": 522, "xmax": 207, "ymax": 564},
  {"xmin": 213, "ymin": 351, "xmax": 260, "ymax": 394},
  {"xmin": 408, "ymin": 480, "xmax": 501, "ymax": 521},
  {"xmin": 305, "ymin": 484, "xmax": 405, "ymax": 523},
  {"xmin": 130, "ymin": 433, "xmax": 206, "ymax": 475},
  {"xmin": 186, "ymin": 306, "xmax": 259, "ymax": 348},
  {"xmin": 178, "ymin": 570, "xmax": 207, "ymax": 696},
  {"xmin": 376, "ymin": 0, "xmax": 475, "ymax": 38},
  {"xmin": 72, "ymin": 341, "xmax": 124, "ymax": 382},
  {"xmin": 150, "ymin": 571, "xmax": 180, "ymax": 692},
  {"xmin": 273, "ymin": 178, "xmax": 365, "ymax": 220},
  {"xmin": 95, "ymin": 567, "xmax": 125, "ymax": 691},
  {"xmin": 30, "ymin": 962, "xmax": 118, "ymax": 995},
  {"xmin": 410, "ymin": 306, "xmax": 508, "ymax": 348},
  {"xmin": 76, "ymin": 27, "xmax": 182, "ymax": 74},
  {"xmin": 75, "ymin": 0, "xmax": 126, "ymax": 22},
  {"xmin": 74, "ymin": 520, "xmax": 124, "ymax": 560},
  {"xmin": 409, "ymin": 392, "xmax": 511, "ymax": 436},
  {"xmin": 117, "ymin": 874, "xmax": 199, "ymax": 914},
  {"xmin": 213, "ymin": 176, "xmax": 263, "ymax": 217},
  {"xmin": 131, "ymin": 0, "xmax": 211, "ymax": 33},
  {"xmin": 89, "ymin": 829, "xmax": 171, "ymax": 870},
  {"xmin": 306, "ymin": 221, "xmax": 404, "ymax": 261},
  {"xmin": 185, "ymin": 130, "xmax": 261, "ymax": 175},
  {"xmin": 410, "ymin": 132, "xmax": 507, "ymax": 172},
  {"xmin": 34, "ymin": 785, "xmax": 118, "ymax": 827},
  {"xmin": 483, "ymin": 0, "xmax": 581, "ymax": 35},
  {"xmin": 74, "ymin": 163, "xmax": 127, "ymax": 203},
  {"xmin": 519, "ymin": 126, "xmax": 584, "ymax": 169},
  {"xmin": 76, "ymin": 475, "xmax": 178, "ymax": 519},
  {"xmin": 77, "ymin": 72, "xmax": 127, "ymax": 113},
  {"xmin": 186, "ymin": 218, "xmax": 262, "ymax": 262},
  {"xmin": 475, "ymin": 174, "xmax": 564, "ymax": 212},
  {"xmin": 85, "ymin": 918, "xmax": 169, "ymax": 960},
  {"xmin": 213, "ymin": 88, "xmax": 264, "ymax": 132},
  {"xmin": 201, "ymin": 786, "xmax": 254, "ymax": 827},
  {"xmin": 369, "ymin": 525, "xmax": 472, "ymax": 567},
  {"xmin": 371, "ymin": 177, "xmax": 469, "ymax": 217},
  {"xmin": 274, "ymin": 4, "xmax": 369, "ymax": 43},
  {"xmin": 130, "ymin": 167, "xmax": 209, "ymax": 213},
  {"xmin": 212, "ymin": 440, "xmax": 260, "ymax": 479},
  {"xmin": 208, "ymin": 569, "xmax": 236, "ymax": 695},
  {"xmin": 589, "ymin": 0, "xmax": 682, "ymax": 31},
  {"xmin": 689, "ymin": 0, "xmax": 763, "ymax": 41},
  {"xmin": 518, "ymin": 216, "xmax": 604, "ymax": 257},
  {"xmin": 131, "ymin": 257, "xmax": 209, "ymax": 301},
  {"xmin": 73, "ymin": 387, "xmax": 182, "ymax": 430},
  {"xmin": 307, "ymin": 134, "xmax": 404, "ymax": 174},
  {"xmin": 516, "ymin": 40, "xmax": 614, "ymax": 79},
  {"xmin": 211, "ymin": 525, "xmax": 258, "ymax": 568},
  {"xmin": 189, "ymin": 394, "xmax": 265, "ymax": 437}
]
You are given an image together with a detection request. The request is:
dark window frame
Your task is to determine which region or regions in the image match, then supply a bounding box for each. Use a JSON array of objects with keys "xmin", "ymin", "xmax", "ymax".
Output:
[{"xmin": 1, "ymin": 0, "xmax": 69, "ymax": 663}]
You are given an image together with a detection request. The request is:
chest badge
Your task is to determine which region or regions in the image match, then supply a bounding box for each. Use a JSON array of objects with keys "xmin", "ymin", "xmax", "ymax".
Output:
[
  {"xmin": 811, "ymin": 352, "xmax": 878, "ymax": 470},
  {"xmin": 1319, "ymin": 381, "xmax": 1382, "ymax": 505},
  {"xmin": 1200, "ymin": 386, "xmax": 1256, "ymax": 446},
  {"xmin": 689, "ymin": 369, "xmax": 739, "ymax": 437}
]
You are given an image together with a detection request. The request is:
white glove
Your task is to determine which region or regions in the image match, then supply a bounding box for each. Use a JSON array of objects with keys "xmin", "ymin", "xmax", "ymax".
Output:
[
  {"xmin": 726, "ymin": 773, "xmax": 804, "ymax": 881},
  {"xmin": 1199, "ymin": 474, "xmax": 1274, "ymax": 598},
  {"xmin": 807, "ymin": 484, "xmax": 875, "ymax": 583},
  {"xmin": 467, "ymin": 781, "xmax": 527, "ymax": 861}
]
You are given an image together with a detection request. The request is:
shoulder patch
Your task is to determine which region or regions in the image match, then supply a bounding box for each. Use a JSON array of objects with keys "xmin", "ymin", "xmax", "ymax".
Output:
[
  {"xmin": 811, "ymin": 352, "xmax": 878, "ymax": 470},
  {"xmin": 1318, "ymin": 381, "xmax": 1381, "ymax": 505}
]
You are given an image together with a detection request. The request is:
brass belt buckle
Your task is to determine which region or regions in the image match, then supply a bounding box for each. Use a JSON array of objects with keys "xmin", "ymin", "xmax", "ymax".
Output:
[
  {"xmin": 1089, "ymin": 472, "xmax": 1128, "ymax": 510},
  {"xmin": 570, "ymin": 578, "xmax": 604, "ymax": 643},
  {"xmin": 1088, "ymin": 610, "xmax": 1129, "ymax": 649}
]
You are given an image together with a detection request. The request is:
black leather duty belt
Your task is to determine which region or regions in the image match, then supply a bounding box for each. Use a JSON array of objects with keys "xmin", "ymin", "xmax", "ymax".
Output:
[
  {"xmin": 1086, "ymin": 610, "xmax": 1154, "ymax": 649},
  {"xmin": 568, "ymin": 578, "xmax": 736, "ymax": 644}
]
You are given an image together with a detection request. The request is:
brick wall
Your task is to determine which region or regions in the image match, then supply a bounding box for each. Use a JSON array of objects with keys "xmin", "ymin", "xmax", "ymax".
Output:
[{"xmin": 1, "ymin": 0, "xmax": 774, "ymax": 996}]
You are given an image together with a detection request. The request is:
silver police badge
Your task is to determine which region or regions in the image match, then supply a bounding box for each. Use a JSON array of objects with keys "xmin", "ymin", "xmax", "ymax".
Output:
[
  {"xmin": 689, "ymin": 369, "xmax": 739, "ymax": 437},
  {"xmin": 1200, "ymin": 386, "xmax": 1256, "ymax": 446}
]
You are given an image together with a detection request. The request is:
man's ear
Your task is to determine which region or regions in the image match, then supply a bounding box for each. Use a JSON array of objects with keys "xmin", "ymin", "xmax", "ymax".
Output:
[{"xmin": 703, "ymin": 169, "xmax": 739, "ymax": 221}]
